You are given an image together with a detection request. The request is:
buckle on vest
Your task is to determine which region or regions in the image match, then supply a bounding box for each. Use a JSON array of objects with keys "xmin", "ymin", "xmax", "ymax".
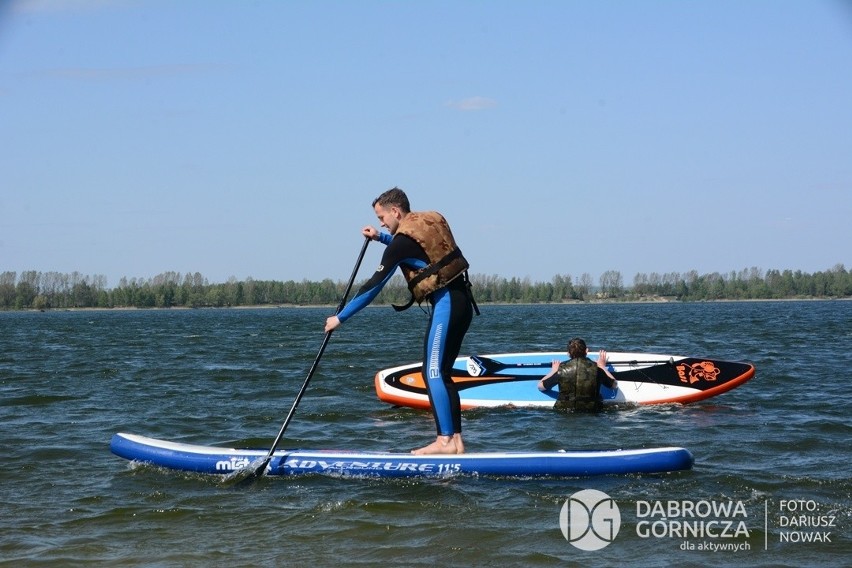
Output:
[{"xmin": 392, "ymin": 295, "xmax": 416, "ymax": 312}]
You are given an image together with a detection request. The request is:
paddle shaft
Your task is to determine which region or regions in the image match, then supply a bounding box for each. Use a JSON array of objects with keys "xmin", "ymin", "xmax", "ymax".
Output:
[
  {"xmin": 470, "ymin": 355, "xmax": 675, "ymax": 375},
  {"xmin": 256, "ymin": 237, "xmax": 370, "ymax": 473}
]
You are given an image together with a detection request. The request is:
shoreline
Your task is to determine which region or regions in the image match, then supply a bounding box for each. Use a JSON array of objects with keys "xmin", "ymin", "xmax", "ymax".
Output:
[{"xmin": 5, "ymin": 295, "xmax": 849, "ymax": 314}]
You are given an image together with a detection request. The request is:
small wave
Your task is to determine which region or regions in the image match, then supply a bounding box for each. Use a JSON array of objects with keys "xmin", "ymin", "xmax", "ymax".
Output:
[{"xmin": 1, "ymin": 394, "xmax": 78, "ymax": 407}]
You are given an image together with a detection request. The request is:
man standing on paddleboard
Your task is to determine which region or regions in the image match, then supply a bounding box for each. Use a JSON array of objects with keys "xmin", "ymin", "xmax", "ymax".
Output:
[
  {"xmin": 325, "ymin": 187, "xmax": 478, "ymax": 455},
  {"xmin": 537, "ymin": 338, "xmax": 618, "ymax": 412}
]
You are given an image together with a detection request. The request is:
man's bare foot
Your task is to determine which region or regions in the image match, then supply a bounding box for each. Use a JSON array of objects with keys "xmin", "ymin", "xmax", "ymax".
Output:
[
  {"xmin": 412, "ymin": 435, "xmax": 462, "ymax": 455},
  {"xmin": 452, "ymin": 433, "xmax": 464, "ymax": 454}
]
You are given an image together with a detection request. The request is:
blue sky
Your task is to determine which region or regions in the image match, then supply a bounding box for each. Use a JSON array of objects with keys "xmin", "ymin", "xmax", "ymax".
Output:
[{"xmin": 1, "ymin": 0, "xmax": 850, "ymax": 287}]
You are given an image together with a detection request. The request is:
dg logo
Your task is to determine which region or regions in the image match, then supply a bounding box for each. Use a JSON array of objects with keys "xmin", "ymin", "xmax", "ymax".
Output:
[{"xmin": 560, "ymin": 489, "xmax": 622, "ymax": 551}]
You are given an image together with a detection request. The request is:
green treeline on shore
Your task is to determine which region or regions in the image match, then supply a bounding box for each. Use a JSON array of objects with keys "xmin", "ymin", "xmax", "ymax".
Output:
[{"xmin": 1, "ymin": 265, "xmax": 850, "ymax": 311}]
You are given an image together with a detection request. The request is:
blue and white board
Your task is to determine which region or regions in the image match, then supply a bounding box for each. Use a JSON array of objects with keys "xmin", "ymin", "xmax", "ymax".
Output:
[
  {"xmin": 110, "ymin": 433, "xmax": 694, "ymax": 478},
  {"xmin": 375, "ymin": 351, "xmax": 755, "ymax": 409}
]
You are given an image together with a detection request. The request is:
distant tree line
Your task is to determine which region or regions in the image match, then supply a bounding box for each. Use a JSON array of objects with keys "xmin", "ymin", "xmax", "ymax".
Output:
[{"xmin": 1, "ymin": 264, "xmax": 849, "ymax": 311}]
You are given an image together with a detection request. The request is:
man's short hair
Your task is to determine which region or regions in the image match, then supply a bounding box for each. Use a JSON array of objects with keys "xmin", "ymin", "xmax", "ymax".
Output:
[{"xmin": 372, "ymin": 187, "xmax": 411, "ymax": 213}]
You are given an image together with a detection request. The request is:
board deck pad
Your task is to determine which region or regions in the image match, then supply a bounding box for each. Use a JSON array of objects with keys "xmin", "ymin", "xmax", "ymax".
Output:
[
  {"xmin": 375, "ymin": 351, "xmax": 755, "ymax": 409},
  {"xmin": 110, "ymin": 433, "xmax": 694, "ymax": 478}
]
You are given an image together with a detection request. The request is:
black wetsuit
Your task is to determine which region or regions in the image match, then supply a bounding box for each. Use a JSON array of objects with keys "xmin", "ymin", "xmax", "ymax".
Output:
[{"xmin": 337, "ymin": 232, "xmax": 473, "ymax": 435}]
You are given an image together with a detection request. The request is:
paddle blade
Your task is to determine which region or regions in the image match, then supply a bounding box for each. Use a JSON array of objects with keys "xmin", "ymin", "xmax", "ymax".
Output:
[
  {"xmin": 222, "ymin": 456, "xmax": 271, "ymax": 486},
  {"xmin": 467, "ymin": 356, "xmax": 486, "ymax": 377}
]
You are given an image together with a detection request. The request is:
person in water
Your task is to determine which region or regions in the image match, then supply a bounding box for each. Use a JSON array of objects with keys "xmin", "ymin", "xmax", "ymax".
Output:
[
  {"xmin": 325, "ymin": 187, "xmax": 477, "ymax": 455},
  {"xmin": 537, "ymin": 338, "xmax": 618, "ymax": 412}
]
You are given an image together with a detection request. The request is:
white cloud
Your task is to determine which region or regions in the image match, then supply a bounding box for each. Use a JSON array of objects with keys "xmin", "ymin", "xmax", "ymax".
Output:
[
  {"xmin": 10, "ymin": 0, "xmax": 129, "ymax": 14},
  {"xmin": 21, "ymin": 63, "xmax": 230, "ymax": 82},
  {"xmin": 445, "ymin": 96, "xmax": 498, "ymax": 111}
]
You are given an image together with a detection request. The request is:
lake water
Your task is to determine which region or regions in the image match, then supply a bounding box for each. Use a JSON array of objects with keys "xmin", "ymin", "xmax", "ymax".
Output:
[{"xmin": 1, "ymin": 301, "xmax": 849, "ymax": 566}]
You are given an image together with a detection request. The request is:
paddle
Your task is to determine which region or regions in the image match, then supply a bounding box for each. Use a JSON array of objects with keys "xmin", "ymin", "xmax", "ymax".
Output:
[
  {"xmin": 466, "ymin": 354, "xmax": 675, "ymax": 377},
  {"xmin": 237, "ymin": 237, "xmax": 370, "ymax": 480}
]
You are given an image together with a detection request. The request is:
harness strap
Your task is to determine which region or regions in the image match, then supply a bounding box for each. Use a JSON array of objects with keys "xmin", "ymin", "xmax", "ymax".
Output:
[
  {"xmin": 407, "ymin": 247, "xmax": 463, "ymax": 292},
  {"xmin": 392, "ymin": 248, "xmax": 463, "ymax": 312},
  {"xmin": 393, "ymin": 267, "xmax": 481, "ymax": 316},
  {"xmin": 464, "ymin": 271, "xmax": 481, "ymax": 316}
]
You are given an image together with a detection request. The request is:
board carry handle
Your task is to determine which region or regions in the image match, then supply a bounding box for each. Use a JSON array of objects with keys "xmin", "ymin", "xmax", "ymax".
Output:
[{"xmin": 466, "ymin": 355, "xmax": 675, "ymax": 377}]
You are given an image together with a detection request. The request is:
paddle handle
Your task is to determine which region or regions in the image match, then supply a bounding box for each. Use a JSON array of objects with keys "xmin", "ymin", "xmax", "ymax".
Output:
[{"xmin": 334, "ymin": 236, "xmax": 371, "ymax": 314}]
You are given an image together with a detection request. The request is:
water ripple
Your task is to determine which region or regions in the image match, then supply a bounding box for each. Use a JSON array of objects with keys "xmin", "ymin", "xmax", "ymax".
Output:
[{"xmin": 0, "ymin": 301, "xmax": 849, "ymax": 566}]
